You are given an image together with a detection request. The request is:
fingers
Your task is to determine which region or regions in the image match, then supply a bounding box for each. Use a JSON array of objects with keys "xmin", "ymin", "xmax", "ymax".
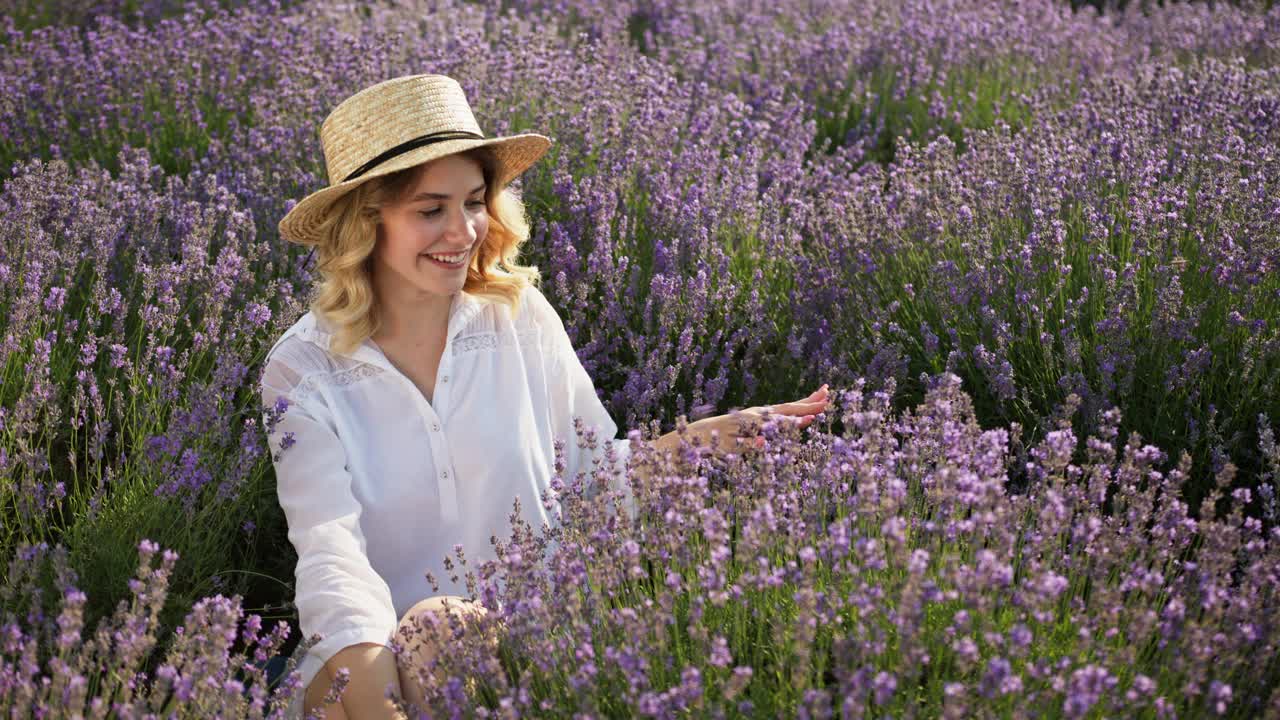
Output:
[
  {"xmin": 785, "ymin": 384, "xmax": 830, "ymax": 410},
  {"xmin": 725, "ymin": 386, "xmax": 831, "ymax": 448},
  {"xmin": 715, "ymin": 386, "xmax": 831, "ymax": 460},
  {"xmin": 767, "ymin": 386, "xmax": 830, "ymax": 431},
  {"xmin": 805, "ymin": 384, "xmax": 830, "ymax": 399},
  {"xmin": 740, "ymin": 387, "xmax": 830, "ymax": 423},
  {"xmin": 773, "ymin": 397, "xmax": 829, "ymax": 415},
  {"xmin": 746, "ymin": 386, "xmax": 830, "ymax": 415}
]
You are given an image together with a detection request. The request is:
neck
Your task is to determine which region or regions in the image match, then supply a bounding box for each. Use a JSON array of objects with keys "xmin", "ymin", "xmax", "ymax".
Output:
[{"xmin": 370, "ymin": 284, "xmax": 456, "ymax": 351}]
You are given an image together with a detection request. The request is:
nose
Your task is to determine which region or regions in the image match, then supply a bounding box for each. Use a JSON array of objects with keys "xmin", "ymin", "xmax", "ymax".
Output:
[{"xmin": 443, "ymin": 204, "xmax": 476, "ymax": 241}]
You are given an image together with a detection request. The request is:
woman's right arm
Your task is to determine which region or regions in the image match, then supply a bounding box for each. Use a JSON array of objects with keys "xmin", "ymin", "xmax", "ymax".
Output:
[{"xmin": 260, "ymin": 355, "xmax": 406, "ymax": 719}]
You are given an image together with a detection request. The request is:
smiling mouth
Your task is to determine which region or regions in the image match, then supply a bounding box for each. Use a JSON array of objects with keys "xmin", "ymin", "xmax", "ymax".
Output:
[
  {"xmin": 421, "ymin": 250, "xmax": 470, "ymax": 267},
  {"xmin": 422, "ymin": 248, "xmax": 473, "ymax": 258}
]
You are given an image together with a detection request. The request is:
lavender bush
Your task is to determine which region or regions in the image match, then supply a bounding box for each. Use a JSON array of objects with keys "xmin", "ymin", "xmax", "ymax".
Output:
[
  {"xmin": 1, "ymin": 538, "xmax": 309, "ymax": 717},
  {"xmin": 5, "ymin": 376, "xmax": 1279, "ymax": 717},
  {"xmin": 1, "ymin": 0, "xmax": 1278, "ymax": 716},
  {"xmin": 0, "ymin": 148, "xmax": 302, "ymax": 636},
  {"xmin": 365, "ymin": 375, "xmax": 1280, "ymax": 717},
  {"xmin": 801, "ymin": 56, "xmax": 1280, "ymax": 510}
]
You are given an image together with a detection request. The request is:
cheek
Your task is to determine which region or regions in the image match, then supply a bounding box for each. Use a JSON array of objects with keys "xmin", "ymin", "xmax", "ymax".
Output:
[
  {"xmin": 406, "ymin": 217, "xmax": 441, "ymax": 246},
  {"xmin": 380, "ymin": 222, "xmax": 427, "ymax": 261}
]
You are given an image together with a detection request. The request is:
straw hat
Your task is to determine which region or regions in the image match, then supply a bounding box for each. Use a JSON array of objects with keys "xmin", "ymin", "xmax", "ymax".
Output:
[{"xmin": 278, "ymin": 73, "xmax": 552, "ymax": 247}]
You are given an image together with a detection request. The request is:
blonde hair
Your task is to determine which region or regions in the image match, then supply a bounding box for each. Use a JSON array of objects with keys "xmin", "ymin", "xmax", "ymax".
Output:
[{"xmin": 306, "ymin": 146, "xmax": 542, "ymax": 357}]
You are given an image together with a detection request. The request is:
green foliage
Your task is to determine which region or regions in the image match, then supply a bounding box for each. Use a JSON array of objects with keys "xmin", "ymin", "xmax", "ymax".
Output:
[
  {"xmin": 811, "ymin": 56, "xmax": 1055, "ymax": 168},
  {"xmin": 860, "ymin": 166, "xmax": 1280, "ymax": 508}
]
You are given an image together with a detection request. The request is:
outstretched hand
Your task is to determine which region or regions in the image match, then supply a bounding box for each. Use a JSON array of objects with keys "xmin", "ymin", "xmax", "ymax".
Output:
[{"xmin": 685, "ymin": 384, "xmax": 830, "ymax": 459}]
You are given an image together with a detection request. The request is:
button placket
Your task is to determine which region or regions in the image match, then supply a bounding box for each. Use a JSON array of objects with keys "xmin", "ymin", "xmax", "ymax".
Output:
[
  {"xmin": 380, "ymin": 365, "xmax": 459, "ymax": 525},
  {"xmin": 435, "ymin": 354, "xmax": 450, "ymax": 416},
  {"xmin": 432, "ymin": 348, "xmax": 458, "ymax": 524},
  {"xmin": 366, "ymin": 302, "xmax": 481, "ymax": 528}
]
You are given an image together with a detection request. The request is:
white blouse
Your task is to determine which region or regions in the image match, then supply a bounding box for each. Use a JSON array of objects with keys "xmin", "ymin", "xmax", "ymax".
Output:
[{"xmin": 257, "ymin": 284, "xmax": 635, "ymax": 710}]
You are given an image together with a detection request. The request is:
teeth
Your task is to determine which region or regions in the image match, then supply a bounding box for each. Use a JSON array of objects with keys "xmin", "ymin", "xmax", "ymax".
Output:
[{"xmin": 425, "ymin": 250, "xmax": 466, "ymax": 264}]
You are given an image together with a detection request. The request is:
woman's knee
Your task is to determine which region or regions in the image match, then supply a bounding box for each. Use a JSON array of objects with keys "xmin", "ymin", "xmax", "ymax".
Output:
[
  {"xmin": 395, "ymin": 596, "xmax": 487, "ymax": 656},
  {"xmin": 394, "ymin": 595, "xmax": 488, "ymax": 706},
  {"xmin": 399, "ymin": 595, "xmax": 486, "ymax": 624}
]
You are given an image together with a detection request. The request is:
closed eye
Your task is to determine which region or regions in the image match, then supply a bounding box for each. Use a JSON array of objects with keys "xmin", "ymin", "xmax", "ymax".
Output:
[{"xmin": 419, "ymin": 201, "xmax": 486, "ymax": 218}]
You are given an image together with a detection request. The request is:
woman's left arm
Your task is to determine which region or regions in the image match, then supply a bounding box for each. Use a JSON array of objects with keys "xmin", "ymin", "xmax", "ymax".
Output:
[{"xmin": 641, "ymin": 384, "xmax": 831, "ymax": 467}]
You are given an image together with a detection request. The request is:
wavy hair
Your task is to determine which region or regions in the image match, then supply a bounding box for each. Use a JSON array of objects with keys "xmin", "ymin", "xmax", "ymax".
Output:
[{"xmin": 306, "ymin": 146, "xmax": 542, "ymax": 357}]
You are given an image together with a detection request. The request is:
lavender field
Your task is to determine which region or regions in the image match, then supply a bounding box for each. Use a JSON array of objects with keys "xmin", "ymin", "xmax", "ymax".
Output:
[{"xmin": 2, "ymin": 0, "xmax": 1279, "ymax": 717}]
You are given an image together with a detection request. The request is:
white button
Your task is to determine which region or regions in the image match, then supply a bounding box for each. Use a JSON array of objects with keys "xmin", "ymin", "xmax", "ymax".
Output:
[
  {"xmin": 442, "ymin": 471, "xmax": 449, "ymax": 478},
  {"xmin": 432, "ymin": 423, "xmax": 440, "ymax": 431},
  {"xmin": 442, "ymin": 375, "xmax": 449, "ymax": 382}
]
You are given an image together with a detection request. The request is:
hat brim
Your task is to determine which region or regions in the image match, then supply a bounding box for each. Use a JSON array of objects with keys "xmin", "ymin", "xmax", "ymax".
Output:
[{"xmin": 278, "ymin": 133, "xmax": 552, "ymax": 246}]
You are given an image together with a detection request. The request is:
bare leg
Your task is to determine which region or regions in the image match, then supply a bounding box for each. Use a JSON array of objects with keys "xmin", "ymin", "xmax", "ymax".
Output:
[
  {"xmin": 302, "ymin": 667, "xmax": 350, "ymax": 719},
  {"xmin": 395, "ymin": 595, "xmax": 489, "ymax": 710}
]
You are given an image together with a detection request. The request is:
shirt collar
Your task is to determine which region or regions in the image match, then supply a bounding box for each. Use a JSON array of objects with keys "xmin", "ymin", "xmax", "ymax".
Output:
[{"xmin": 294, "ymin": 290, "xmax": 491, "ymax": 371}]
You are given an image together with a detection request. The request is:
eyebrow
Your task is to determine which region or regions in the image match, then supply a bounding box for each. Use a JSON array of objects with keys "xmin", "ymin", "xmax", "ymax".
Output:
[{"xmin": 410, "ymin": 183, "xmax": 487, "ymax": 201}]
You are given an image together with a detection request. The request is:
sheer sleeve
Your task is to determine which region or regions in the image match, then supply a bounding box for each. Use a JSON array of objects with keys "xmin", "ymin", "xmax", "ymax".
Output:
[
  {"xmin": 259, "ymin": 350, "xmax": 400, "ymax": 671},
  {"xmin": 525, "ymin": 286, "xmax": 637, "ymax": 522}
]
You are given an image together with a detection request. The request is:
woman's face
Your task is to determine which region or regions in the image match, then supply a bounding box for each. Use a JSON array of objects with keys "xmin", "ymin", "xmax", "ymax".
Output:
[{"xmin": 372, "ymin": 153, "xmax": 489, "ymax": 297}]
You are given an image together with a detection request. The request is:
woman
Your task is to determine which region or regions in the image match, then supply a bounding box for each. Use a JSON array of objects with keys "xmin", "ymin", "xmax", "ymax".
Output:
[{"xmin": 261, "ymin": 74, "xmax": 829, "ymax": 720}]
